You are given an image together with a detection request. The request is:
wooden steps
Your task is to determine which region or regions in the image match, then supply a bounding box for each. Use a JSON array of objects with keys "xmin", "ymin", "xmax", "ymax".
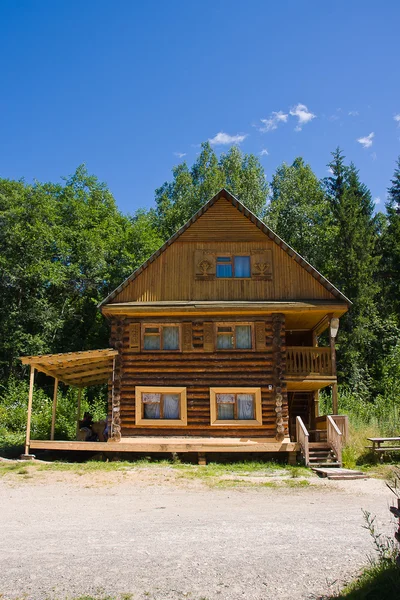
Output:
[
  {"xmin": 308, "ymin": 443, "xmax": 340, "ymax": 467},
  {"xmin": 312, "ymin": 467, "xmax": 368, "ymax": 480}
]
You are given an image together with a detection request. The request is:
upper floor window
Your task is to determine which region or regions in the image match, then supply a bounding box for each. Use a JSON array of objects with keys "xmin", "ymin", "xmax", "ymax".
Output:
[
  {"xmin": 216, "ymin": 323, "xmax": 253, "ymax": 350},
  {"xmin": 142, "ymin": 324, "xmax": 180, "ymax": 351},
  {"xmin": 216, "ymin": 255, "xmax": 251, "ymax": 278}
]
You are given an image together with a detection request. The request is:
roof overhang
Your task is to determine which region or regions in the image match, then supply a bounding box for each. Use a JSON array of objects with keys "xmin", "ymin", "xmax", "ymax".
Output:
[
  {"xmin": 20, "ymin": 348, "xmax": 117, "ymax": 387},
  {"xmin": 101, "ymin": 300, "xmax": 348, "ymax": 332}
]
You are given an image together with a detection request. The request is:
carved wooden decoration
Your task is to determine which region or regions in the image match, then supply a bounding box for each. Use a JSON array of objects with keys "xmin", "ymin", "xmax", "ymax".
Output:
[
  {"xmin": 203, "ymin": 322, "xmax": 214, "ymax": 352},
  {"xmin": 250, "ymin": 249, "xmax": 273, "ymax": 280},
  {"xmin": 182, "ymin": 322, "xmax": 193, "ymax": 352},
  {"xmin": 255, "ymin": 321, "xmax": 267, "ymax": 351},
  {"xmin": 272, "ymin": 313, "xmax": 286, "ymax": 441},
  {"xmin": 194, "ymin": 250, "xmax": 216, "ymax": 280},
  {"xmin": 129, "ymin": 323, "xmax": 140, "ymax": 352}
]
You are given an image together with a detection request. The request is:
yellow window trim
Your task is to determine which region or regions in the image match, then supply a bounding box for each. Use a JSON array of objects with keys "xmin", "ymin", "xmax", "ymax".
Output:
[
  {"xmin": 135, "ymin": 386, "xmax": 187, "ymax": 426},
  {"xmin": 210, "ymin": 387, "xmax": 263, "ymax": 427}
]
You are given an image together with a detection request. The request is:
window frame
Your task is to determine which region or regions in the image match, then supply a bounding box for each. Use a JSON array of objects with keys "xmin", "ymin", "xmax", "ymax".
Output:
[
  {"xmin": 215, "ymin": 322, "xmax": 254, "ymax": 351},
  {"xmin": 216, "ymin": 254, "xmax": 251, "ymax": 279},
  {"xmin": 135, "ymin": 386, "xmax": 187, "ymax": 426},
  {"xmin": 210, "ymin": 387, "xmax": 263, "ymax": 426},
  {"xmin": 141, "ymin": 323, "xmax": 182, "ymax": 352}
]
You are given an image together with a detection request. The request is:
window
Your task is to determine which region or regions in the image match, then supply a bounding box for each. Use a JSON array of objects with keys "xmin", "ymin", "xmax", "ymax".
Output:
[
  {"xmin": 135, "ymin": 386, "xmax": 187, "ymax": 426},
  {"xmin": 142, "ymin": 324, "xmax": 180, "ymax": 351},
  {"xmin": 216, "ymin": 255, "xmax": 251, "ymax": 278},
  {"xmin": 216, "ymin": 323, "xmax": 253, "ymax": 350},
  {"xmin": 210, "ymin": 387, "xmax": 262, "ymax": 426}
]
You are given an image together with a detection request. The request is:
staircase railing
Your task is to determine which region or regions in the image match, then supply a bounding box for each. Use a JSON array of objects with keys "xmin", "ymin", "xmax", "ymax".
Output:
[
  {"xmin": 327, "ymin": 415, "xmax": 342, "ymax": 465},
  {"xmin": 286, "ymin": 347, "xmax": 332, "ymax": 376},
  {"xmin": 296, "ymin": 416, "xmax": 309, "ymax": 466}
]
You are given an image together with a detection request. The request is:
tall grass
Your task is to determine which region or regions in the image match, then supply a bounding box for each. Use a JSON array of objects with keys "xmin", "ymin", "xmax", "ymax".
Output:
[{"xmin": 320, "ymin": 387, "xmax": 400, "ymax": 468}]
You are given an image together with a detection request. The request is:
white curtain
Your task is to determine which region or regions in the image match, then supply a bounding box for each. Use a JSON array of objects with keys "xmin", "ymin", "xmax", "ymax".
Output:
[
  {"xmin": 217, "ymin": 393, "xmax": 235, "ymax": 419},
  {"xmin": 237, "ymin": 394, "xmax": 254, "ymax": 420},
  {"xmin": 234, "ymin": 256, "xmax": 250, "ymax": 277},
  {"xmin": 144, "ymin": 335, "xmax": 161, "ymax": 350},
  {"xmin": 143, "ymin": 393, "xmax": 161, "ymax": 419},
  {"xmin": 144, "ymin": 402, "xmax": 161, "ymax": 418},
  {"xmin": 163, "ymin": 327, "xmax": 179, "ymax": 350},
  {"xmin": 236, "ymin": 325, "xmax": 251, "ymax": 349},
  {"xmin": 163, "ymin": 394, "xmax": 180, "ymax": 419},
  {"xmin": 217, "ymin": 333, "xmax": 233, "ymax": 349}
]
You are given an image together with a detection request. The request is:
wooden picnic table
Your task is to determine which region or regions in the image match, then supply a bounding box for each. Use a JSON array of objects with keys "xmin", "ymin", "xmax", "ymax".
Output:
[{"xmin": 367, "ymin": 437, "xmax": 400, "ymax": 461}]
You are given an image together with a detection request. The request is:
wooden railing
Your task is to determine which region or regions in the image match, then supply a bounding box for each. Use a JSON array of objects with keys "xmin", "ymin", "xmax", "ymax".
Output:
[
  {"xmin": 296, "ymin": 416, "xmax": 309, "ymax": 466},
  {"xmin": 286, "ymin": 347, "xmax": 332, "ymax": 376},
  {"xmin": 327, "ymin": 415, "xmax": 342, "ymax": 465}
]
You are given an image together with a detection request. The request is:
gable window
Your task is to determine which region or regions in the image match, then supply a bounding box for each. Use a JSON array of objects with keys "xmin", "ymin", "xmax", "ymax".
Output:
[
  {"xmin": 216, "ymin": 255, "xmax": 251, "ymax": 278},
  {"xmin": 142, "ymin": 324, "xmax": 180, "ymax": 351},
  {"xmin": 216, "ymin": 323, "xmax": 253, "ymax": 350},
  {"xmin": 210, "ymin": 387, "xmax": 262, "ymax": 426},
  {"xmin": 135, "ymin": 386, "xmax": 187, "ymax": 426}
]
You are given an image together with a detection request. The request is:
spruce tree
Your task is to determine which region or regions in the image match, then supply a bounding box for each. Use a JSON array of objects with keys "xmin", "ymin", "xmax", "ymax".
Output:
[
  {"xmin": 324, "ymin": 149, "xmax": 380, "ymax": 393},
  {"xmin": 381, "ymin": 156, "xmax": 400, "ymax": 318}
]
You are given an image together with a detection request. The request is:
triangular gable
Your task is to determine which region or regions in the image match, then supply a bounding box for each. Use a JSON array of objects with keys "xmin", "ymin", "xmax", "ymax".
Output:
[{"xmin": 99, "ymin": 188, "xmax": 351, "ymax": 307}]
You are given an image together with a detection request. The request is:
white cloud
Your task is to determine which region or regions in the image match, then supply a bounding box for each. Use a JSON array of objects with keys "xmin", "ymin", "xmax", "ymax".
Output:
[
  {"xmin": 259, "ymin": 148, "xmax": 269, "ymax": 156},
  {"xmin": 327, "ymin": 167, "xmax": 334, "ymax": 174},
  {"xmin": 374, "ymin": 196, "xmax": 381, "ymax": 204},
  {"xmin": 289, "ymin": 103, "xmax": 316, "ymax": 130},
  {"xmin": 357, "ymin": 132, "xmax": 374, "ymax": 148},
  {"xmin": 208, "ymin": 132, "xmax": 247, "ymax": 145},
  {"xmin": 259, "ymin": 111, "xmax": 288, "ymax": 132},
  {"xmin": 348, "ymin": 110, "xmax": 359, "ymax": 116},
  {"xmin": 173, "ymin": 152, "xmax": 186, "ymax": 158},
  {"xmin": 394, "ymin": 114, "xmax": 400, "ymax": 126},
  {"xmin": 371, "ymin": 152, "xmax": 377, "ymax": 161}
]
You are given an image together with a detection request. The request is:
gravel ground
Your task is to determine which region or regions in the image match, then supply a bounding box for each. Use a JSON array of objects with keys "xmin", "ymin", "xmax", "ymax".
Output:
[{"xmin": 0, "ymin": 468, "xmax": 396, "ymax": 600}]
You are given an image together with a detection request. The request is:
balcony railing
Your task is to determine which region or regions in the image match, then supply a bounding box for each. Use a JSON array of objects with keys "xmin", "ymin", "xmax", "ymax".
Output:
[{"xmin": 286, "ymin": 347, "xmax": 332, "ymax": 376}]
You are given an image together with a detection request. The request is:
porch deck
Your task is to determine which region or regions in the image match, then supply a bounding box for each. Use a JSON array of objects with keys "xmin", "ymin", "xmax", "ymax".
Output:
[{"xmin": 30, "ymin": 436, "xmax": 298, "ymax": 453}]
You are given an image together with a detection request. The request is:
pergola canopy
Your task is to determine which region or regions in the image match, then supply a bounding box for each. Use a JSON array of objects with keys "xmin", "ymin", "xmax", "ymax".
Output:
[{"xmin": 20, "ymin": 348, "xmax": 117, "ymax": 387}]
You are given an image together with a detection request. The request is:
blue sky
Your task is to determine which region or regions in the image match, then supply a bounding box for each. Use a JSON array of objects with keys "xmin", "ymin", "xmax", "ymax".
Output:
[{"xmin": 1, "ymin": 0, "xmax": 399, "ymax": 214}]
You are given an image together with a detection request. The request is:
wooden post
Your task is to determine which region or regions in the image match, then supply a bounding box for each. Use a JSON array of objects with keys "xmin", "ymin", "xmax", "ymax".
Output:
[
  {"xmin": 50, "ymin": 377, "xmax": 58, "ymax": 441},
  {"xmin": 76, "ymin": 388, "xmax": 82, "ymax": 439},
  {"xmin": 329, "ymin": 319, "xmax": 338, "ymax": 415},
  {"xmin": 24, "ymin": 366, "xmax": 35, "ymax": 456}
]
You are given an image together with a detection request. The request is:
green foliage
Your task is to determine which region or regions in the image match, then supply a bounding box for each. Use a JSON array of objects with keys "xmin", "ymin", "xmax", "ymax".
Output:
[
  {"xmin": 153, "ymin": 142, "xmax": 269, "ymax": 238},
  {"xmin": 0, "ymin": 376, "xmax": 107, "ymax": 455},
  {"xmin": 266, "ymin": 157, "xmax": 332, "ymax": 271}
]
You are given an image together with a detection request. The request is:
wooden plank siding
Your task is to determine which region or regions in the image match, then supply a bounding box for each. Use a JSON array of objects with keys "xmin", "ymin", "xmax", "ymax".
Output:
[
  {"xmin": 110, "ymin": 316, "xmax": 289, "ymax": 439},
  {"xmin": 109, "ymin": 200, "xmax": 336, "ymax": 304}
]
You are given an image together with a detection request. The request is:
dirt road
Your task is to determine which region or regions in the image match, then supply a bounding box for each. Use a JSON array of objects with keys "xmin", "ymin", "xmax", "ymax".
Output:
[{"xmin": 0, "ymin": 468, "xmax": 395, "ymax": 600}]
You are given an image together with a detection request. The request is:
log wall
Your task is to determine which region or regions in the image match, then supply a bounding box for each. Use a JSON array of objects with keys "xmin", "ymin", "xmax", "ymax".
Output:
[{"xmin": 109, "ymin": 314, "xmax": 289, "ymax": 439}]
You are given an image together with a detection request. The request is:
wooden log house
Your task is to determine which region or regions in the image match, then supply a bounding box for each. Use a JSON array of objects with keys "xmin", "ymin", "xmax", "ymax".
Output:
[{"xmin": 21, "ymin": 189, "xmax": 350, "ymax": 465}]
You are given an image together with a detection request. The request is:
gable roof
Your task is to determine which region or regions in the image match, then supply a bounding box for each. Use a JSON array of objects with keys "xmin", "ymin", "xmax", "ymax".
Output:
[{"xmin": 99, "ymin": 188, "xmax": 351, "ymax": 308}]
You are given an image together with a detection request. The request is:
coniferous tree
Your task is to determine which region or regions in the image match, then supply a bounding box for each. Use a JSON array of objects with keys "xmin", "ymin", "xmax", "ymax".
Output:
[
  {"xmin": 324, "ymin": 149, "xmax": 380, "ymax": 393},
  {"xmin": 381, "ymin": 156, "xmax": 400, "ymax": 318}
]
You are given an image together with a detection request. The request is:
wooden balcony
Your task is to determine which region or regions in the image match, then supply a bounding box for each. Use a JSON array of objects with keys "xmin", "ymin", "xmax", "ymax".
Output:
[{"xmin": 286, "ymin": 347, "xmax": 334, "ymax": 390}]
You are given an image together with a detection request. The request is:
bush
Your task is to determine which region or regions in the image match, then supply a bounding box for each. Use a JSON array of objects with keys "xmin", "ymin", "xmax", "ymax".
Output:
[{"xmin": 0, "ymin": 377, "xmax": 107, "ymax": 456}]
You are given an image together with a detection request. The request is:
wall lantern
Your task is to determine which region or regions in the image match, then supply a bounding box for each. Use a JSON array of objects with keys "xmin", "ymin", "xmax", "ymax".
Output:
[{"xmin": 330, "ymin": 317, "xmax": 340, "ymax": 339}]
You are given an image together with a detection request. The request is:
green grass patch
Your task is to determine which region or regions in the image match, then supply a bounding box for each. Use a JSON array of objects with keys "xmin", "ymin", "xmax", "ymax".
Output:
[{"xmin": 336, "ymin": 560, "xmax": 400, "ymax": 599}]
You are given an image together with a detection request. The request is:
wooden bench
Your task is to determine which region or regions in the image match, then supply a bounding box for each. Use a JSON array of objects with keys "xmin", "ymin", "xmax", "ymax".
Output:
[{"xmin": 366, "ymin": 437, "xmax": 400, "ymax": 462}]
